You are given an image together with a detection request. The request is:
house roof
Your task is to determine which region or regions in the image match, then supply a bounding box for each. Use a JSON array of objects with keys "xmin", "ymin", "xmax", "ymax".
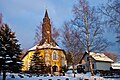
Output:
[
  {"xmin": 80, "ymin": 52, "xmax": 114, "ymax": 63},
  {"xmin": 90, "ymin": 52, "xmax": 114, "ymax": 62}
]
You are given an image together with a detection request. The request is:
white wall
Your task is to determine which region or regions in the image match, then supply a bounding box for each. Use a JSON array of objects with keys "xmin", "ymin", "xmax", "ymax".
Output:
[{"xmin": 96, "ymin": 62, "xmax": 111, "ymax": 70}]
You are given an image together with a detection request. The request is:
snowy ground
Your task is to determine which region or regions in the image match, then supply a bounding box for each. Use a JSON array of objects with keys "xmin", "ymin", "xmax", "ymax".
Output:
[{"xmin": 0, "ymin": 71, "xmax": 120, "ymax": 80}]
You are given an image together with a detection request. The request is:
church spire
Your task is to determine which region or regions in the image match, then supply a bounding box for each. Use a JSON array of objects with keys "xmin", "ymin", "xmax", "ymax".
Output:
[
  {"xmin": 39, "ymin": 10, "xmax": 56, "ymax": 45},
  {"xmin": 44, "ymin": 9, "xmax": 49, "ymax": 18},
  {"xmin": 41, "ymin": 10, "xmax": 52, "ymax": 44}
]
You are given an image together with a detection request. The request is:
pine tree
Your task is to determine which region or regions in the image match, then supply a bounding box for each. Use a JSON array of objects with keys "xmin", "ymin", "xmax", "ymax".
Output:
[
  {"xmin": 29, "ymin": 48, "xmax": 44, "ymax": 74},
  {"xmin": 0, "ymin": 24, "xmax": 22, "ymax": 80}
]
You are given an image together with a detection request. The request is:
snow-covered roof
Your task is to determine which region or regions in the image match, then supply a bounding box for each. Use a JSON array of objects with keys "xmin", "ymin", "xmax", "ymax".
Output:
[
  {"xmin": 90, "ymin": 52, "xmax": 114, "ymax": 62},
  {"xmin": 111, "ymin": 61, "xmax": 120, "ymax": 69},
  {"xmin": 28, "ymin": 42, "xmax": 62, "ymax": 51}
]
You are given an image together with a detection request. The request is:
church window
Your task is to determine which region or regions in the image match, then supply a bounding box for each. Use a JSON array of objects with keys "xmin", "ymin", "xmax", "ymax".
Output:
[
  {"xmin": 52, "ymin": 50, "xmax": 58, "ymax": 60},
  {"xmin": 45, "ymin": 50, "xmax": 50, "ymax": 62}
]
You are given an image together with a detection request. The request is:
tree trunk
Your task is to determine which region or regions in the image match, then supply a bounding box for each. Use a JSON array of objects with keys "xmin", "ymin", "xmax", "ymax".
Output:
[
  {"xmin": 88, "ymin": 53, "xmax": 94, "ymax": 76},
  {"xmin": 72, "ymin": 52, "xmax": 75, "ymax": 78},
  {"xmin": 72, "ymin": 64, "xmax": 75, "ymax": 77},
  {"xmin": 3, "ymin": 70, "xmax": 6, "ymax": 80}
]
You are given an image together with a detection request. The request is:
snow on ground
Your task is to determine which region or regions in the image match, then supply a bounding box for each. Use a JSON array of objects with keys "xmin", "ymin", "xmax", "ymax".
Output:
[{"xmin": 0, "ymin": 72, "xmax": 120, "ymax": 80}]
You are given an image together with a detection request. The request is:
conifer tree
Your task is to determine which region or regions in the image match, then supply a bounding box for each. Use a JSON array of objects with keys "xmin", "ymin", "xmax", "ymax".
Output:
[
  {"xmin": 0, "ymin": 24, "xmax": 22, "ymax": 80},
  {"xmin": 29, "ymin": 48, "xmax": 44, "ymax": 74}
]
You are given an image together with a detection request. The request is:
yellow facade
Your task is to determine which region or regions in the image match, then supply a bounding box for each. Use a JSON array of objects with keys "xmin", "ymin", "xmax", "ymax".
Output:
[{"xmin": 22, "ymin": 48, "xmax": 67, "ymax": 72}]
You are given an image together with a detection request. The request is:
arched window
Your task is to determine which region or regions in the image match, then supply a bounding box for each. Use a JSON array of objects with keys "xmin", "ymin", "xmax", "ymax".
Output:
[{"xmin": 52, "ymin": 50, "xmax": 58, "ymax": 60}]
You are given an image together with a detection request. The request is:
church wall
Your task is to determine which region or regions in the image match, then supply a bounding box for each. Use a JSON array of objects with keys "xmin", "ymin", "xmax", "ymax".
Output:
[
  {"xmin": 22, "ymin": 51, "xmax": 35, "ymax": 71},
  {"xmin": 22, "ymin": 49, "xmax": 67, "ymax": 72}
]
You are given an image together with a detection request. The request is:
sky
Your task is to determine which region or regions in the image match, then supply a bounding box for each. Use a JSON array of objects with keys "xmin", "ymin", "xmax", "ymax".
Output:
[{"xmin": 0, "ymin": 0, "xmax": 119, "ymax": 54}]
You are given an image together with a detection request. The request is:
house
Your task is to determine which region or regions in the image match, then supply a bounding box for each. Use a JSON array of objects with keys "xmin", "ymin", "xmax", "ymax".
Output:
[
  {"xmin": 79, "ymin": 52, "xmax": 114, "ymax": 72},
  {"xmin": 22, "ymin": 10, "xmax": 67, "ymax": 73}
]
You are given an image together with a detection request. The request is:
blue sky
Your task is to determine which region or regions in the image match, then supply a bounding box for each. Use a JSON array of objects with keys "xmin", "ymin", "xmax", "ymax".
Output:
[{"xmin": 0, "ymin": 0, "xmax": 119, "ymax": 54}]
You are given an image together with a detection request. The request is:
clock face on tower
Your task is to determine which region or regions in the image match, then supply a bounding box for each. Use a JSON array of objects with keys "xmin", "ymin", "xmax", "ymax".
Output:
[{"xmin": 47, "ymin": 31, "xmax": 50, "ymax": 34}]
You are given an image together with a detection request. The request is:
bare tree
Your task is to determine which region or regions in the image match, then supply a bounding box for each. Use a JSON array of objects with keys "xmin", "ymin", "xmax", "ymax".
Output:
[
  {"xmin": 61, "ymin": 21, "xmax": 85, "ymax": 77},
  {"xmin": 99, "ymin": 0, "xmax": 120, "ymax": 46},
  {"xmin": 68, "ymin": 0, "xmax": 110, "ymax": 76},
  {"xmin": 52, "ymin": 27, "xmax": 60, "ymax": 42},
  {"xmin": 34, "ymin": 22, "xmax": 42, "ymax": 44}
]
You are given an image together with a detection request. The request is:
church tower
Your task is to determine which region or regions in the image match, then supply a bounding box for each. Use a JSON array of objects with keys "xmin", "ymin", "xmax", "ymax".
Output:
[{"xmin": 40, "ymin": 10, "xmax": 54, "ymax": 45}]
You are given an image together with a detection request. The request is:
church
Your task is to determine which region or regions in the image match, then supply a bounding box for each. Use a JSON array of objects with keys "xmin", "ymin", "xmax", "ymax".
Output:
[{"xmin": 22, "ymin": 10, "xmax": 67, "ymax": 73}]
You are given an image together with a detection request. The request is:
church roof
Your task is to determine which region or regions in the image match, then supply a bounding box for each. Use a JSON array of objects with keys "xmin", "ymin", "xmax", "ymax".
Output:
[
  {"xmin": 28, "ymin": 42, "xmax": 62, "ymax": 51},
  {"xmin": 21, "ymin": 42, "xmax": 65, "ymax": 60}
]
